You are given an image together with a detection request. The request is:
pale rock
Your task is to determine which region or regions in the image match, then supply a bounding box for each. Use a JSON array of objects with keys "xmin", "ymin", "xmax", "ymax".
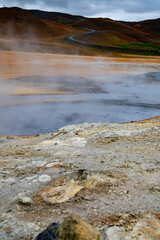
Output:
[
  {"xmin": 33, "ymin": 179, "xmax": 38, "ymax": 183},
  {"xmin": 26, "ymin": 175, "xmax": 38, "ymax": 181},
  {"xmin": 46, "ymin": 162, "xmax": 60, "ymax": 168},
  {"xmin": 18, "ymin": 196, "xmax": 33, "ymax": 205},
  {"xmin": 32, "ymin": 161, "xmax": 47, "ymax": 167},
  {"xmin": 93, "ymin": 128, "xmax": 150, "ymax": 138},
  {"xmin": 40, "ymin": 183, "xmax": 83, "ymax": 204},
  {"xmin": 71, "ymin": 137, "xmax": 87, "ymax": 147},
  {"xmin": 106, "ymin": 226, "xmax": 125, "ymax": 240},
  {"xmin": 3, "ymin": 177, "xmax": 16, "ymax": 184},
  {"xmin": 38, "ymin": 174, "xmax": 51, "ymax": 183}
]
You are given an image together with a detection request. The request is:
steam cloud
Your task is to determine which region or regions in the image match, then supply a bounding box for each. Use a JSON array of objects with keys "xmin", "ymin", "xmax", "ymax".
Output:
[{"xmin": 0, "ymin": 45, "xmax": 160, "ymax": 136}]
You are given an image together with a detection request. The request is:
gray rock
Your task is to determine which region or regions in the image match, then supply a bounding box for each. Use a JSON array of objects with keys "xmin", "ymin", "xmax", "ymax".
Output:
[
  {"xmin": 0, "ymin": 213, "xmax": 40, "ymax": 240},
  {"xmin": 18, "ymin": 196, "xmax": 33, "ymax": 205},
  {"xmin": 35, "ymin": 222, "xmax": 60, "ymax": 240},
  {"xmin": 105, "ymin": 226, "xmax": 125, "ymax": 240}
]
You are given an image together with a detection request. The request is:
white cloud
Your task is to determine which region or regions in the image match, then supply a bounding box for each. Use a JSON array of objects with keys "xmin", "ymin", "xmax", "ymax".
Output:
[
  {"xmin": 92, "ymin": 10, "xmax": 160, "ymax": 21},
  {"xmin": 3, "ymin": 0, "xmax": 160, "ymax": 21}
]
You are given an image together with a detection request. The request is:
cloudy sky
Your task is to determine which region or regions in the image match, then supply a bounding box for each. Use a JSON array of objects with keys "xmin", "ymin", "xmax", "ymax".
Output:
[{"xmin": 3, "ymin": 0, "xmax": 160, "ymax": 21}]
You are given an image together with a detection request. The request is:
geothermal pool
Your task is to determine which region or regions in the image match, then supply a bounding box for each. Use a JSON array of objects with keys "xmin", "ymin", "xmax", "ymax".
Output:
[
  {"xmin": 0, "ymin": 54, "xmax": 160, "ymax": 135},
  {"xmin": 0, "ymin": 72, "xmax": 159, "ymax": 135}
]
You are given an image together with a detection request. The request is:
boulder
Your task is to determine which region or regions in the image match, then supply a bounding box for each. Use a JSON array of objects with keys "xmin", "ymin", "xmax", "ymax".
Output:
[
  {"xmin": 18, "ymin": 196, "xmax": 33, "ymax": 205},
  {"xmin": 34, "ymin": 215, "xmax": 101, "ymax": 240},
  {"xmin": 58, "ymin": 214, "xmax": 101, "ymax": 240},
  {"xmin": 35, "ymin": 222, "xmax": 60, "ymax": 240}
]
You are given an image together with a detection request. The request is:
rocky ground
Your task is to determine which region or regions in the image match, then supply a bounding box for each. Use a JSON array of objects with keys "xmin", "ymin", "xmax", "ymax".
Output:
[{"xmin": 0, "ymin": 116, "xmax": 160, "ymax": 239}]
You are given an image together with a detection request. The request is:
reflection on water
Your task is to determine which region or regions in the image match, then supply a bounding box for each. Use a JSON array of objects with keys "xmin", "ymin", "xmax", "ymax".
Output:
[{"xmin": 0, "ymin": 72, "xmax": 160, "ymax": 135}]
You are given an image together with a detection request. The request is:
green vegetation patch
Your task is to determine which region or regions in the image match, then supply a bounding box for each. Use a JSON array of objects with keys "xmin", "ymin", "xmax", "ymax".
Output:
[
  {"xmin": 118, "ymin": 43, "xmax": 160, "ymax": 54},
  {"xmin": 118, "ymin": 44, "xmax": 131, "ymax": 48},
  {"xmin": 130, "ymin": 43, "xmax": 160, "ymax": 50}
]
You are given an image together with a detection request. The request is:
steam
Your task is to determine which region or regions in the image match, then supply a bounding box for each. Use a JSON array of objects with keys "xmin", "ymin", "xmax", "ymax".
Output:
[{"xmin": 0, "ymin": 41, "xmax": 160, "ymax": 135}]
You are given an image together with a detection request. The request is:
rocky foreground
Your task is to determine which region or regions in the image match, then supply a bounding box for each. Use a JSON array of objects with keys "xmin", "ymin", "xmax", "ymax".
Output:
[{"xmin": 0, "ymin": 117, "xmax": 160, "ymax": 239}]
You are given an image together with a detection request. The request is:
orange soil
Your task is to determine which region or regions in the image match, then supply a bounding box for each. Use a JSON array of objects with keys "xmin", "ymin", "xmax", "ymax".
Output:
[
  {"xmin": 0, "ymin": 51, "xmax": 159, "ymax": 98},
  {"xmin": 0, "ymin": 51, "xmax": 160, "ymax": 79}
]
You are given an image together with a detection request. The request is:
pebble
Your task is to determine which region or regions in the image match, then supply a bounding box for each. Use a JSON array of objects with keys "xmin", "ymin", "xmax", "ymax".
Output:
[
  {"xmin": 46, "ymin": 162, "xmax": 59, "ymax": 168},
  {"xmin": 26, "ymin": 175, "xmax": 38, "ymax": 180},
  {"xmin": 62, "ymin": 210, "xmax": 68, "ymax": 214},
  {"xmin": 33, "ymin": 179, "xmax": 38, "ymax": 183},
  {"xmin": 38, "ymin": 174, "xmax": 51, "ymax": 183},
  {"xmin": 106, "ymin": 226, "xmax": 125, "ymax": 240},
  {"xmin": 72, "ymin": 137, "xmax": 87, "ymax": 147},
  {"xmin": 18, "ymin": 196, "xmax": 33, "ymax": 205},
  {"xmin": 3, "ymin": 178, "xmax": 16, "ymax": 184}
]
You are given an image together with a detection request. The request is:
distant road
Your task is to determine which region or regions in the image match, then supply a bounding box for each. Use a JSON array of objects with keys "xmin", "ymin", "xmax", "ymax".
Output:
[
  {"xmin": 65, "ymin": 28, "xmax": 160, "ymax": 55},
  {"xmin": 66, "ymin": 28, "xmax": 96, "ymax": 44}
]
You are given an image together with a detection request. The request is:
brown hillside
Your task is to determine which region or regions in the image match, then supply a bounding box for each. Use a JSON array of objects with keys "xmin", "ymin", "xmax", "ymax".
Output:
[
  {"xmin": 72, "ymin": 18, "xmax": 149, "ymax": 35},
  {"xmin": 124, "ymin": 18, "xmax": 160, "ymax": 38},
  {"xmin": 79, "ymin": 30, "xmax": 140, "ymax": 46},
  {"xmin": 0, "ymin": 7, "xmax": 78, "ymax": 42},
  {"xmin": 0, "ymin": 7, "xmax": 159, "ymax": 55},
  {"xmin": 72, "ymin": 18, "xmax": 160, "ymax": 46}
]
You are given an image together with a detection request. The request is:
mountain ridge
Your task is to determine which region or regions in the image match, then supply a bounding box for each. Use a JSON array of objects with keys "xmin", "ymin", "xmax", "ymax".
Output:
[
  {"xmin": 0, "ymin": 7, "xmax": 80, "ymax": 41},
  {"xmin": 0, "ymin": 7, "xmax": 159, "ymax": 55}
]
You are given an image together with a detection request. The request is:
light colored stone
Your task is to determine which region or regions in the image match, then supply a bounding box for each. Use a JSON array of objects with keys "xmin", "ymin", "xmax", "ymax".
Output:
[
  {"xmin": 93, "ymin": 128, "xmax": 150, "ymax": 138},
  {"xmin": 40, "ymin": 171, "xmax": 117, "ymax": 204},
  {"xmin": 38, "ymin": 174, "xmax": 51, "ymax": 183},
  {"xmin": 3, "ymin": 177, "xmax": 15, "ymax": 184},
  {"xmin": 106, "ymin": 226, "xmax": 125, "ymax": 240},
  {"xmin": 59, "ymin": 122, "xmax": 95, "ymax": 132},
  {"xmin": 40, "ymin": 182, "xmax": 83, "ymax": 204},
  {"xmin": 26, "ymin": 175, "xmax": 38, "ymax": 180},
  {"xmin": 32, "ymin": 161, "xmax": 47, "ymax": 167},
  {"xmin": 18, "ymin": 196, "xmax": 33, "ymax": 205},
  {"xmin": 40, "ymin": 139, "xmax": 61, "ymax": 147},
  {"xmin": 40, "ymin": 137, "xmax": 87, "ymax": 148},
  {"xmin": 71, "ymin": 137, "xmax": 87, "ymax": 147},
  {"xmin": 33, "ymin": 179, "xmax": 38, "ymax": 183},
  {"xmin": 46, "ymin": 162, "xmax": 60, "ymax": 168}
]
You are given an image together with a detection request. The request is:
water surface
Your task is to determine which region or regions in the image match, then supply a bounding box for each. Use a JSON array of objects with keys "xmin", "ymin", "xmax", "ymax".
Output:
[{"xmin": 0, "ymin": 62, "xmax": 160, "ymax": 135}]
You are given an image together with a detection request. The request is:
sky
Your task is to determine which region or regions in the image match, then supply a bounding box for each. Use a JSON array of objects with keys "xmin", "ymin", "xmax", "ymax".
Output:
[{"xmin": 2, "ymin": 0, "xmax": 160, "ymax": 21}]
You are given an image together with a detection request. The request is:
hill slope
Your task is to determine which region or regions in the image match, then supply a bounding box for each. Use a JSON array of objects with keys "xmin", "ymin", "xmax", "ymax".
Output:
[
  {"xmin": 121, "ymin": 18, "xmax": 160, "ymax": 38},
  {"xmin": 0, "ymin": 7, "xmax": 78, "ymax": 42},
  {"xmin": 29, "ymin": 9, "xmax": 86, "ymax": 24},
  {"xmin": 71, "ymin": 18, "xmax": 160, "ymax": 47},
  {"xmin": 0, "ymin": 7, "xmax": 159, "ymax": 55}
]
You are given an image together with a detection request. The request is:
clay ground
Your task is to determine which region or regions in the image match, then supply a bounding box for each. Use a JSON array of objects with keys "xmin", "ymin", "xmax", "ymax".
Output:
[
  {"xmin": 0, "ymin": 117, "xmax": 160, "ymax": 240},
  {"xmin": 1, "ymin": 51, "xmax": 160, "ymax": 80},
  {"xmin": 0, "ymin": 51, "xmax": 160, "ymax": 97}
]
